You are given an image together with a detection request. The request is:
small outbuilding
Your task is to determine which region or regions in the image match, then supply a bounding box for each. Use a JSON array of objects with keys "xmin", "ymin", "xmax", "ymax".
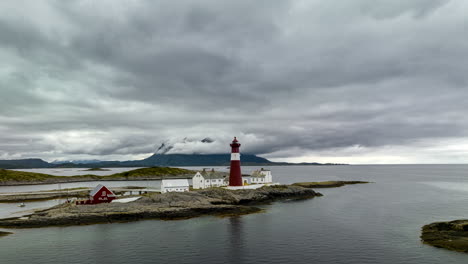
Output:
[
  {"xmin": 161, "ymin": 179, "xmax": 190, "ymax": 193},
  {"xmin": 76, "ymin": 184, "xmax": 116, "ymax": 205},
  {"xmin": 90, "ymin": 184, "xmax": 116, "ymax": 203}
]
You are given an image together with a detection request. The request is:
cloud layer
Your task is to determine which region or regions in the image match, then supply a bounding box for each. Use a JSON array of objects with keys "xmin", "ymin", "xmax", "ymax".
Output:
[{"xmin": 0, "ymin": 0, "xmax": 467, "ymax": 164}]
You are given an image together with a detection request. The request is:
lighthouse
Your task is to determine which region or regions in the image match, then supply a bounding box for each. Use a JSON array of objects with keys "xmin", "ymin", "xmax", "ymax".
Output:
[{"xmin": 229, "ymin": 137, "xmax": 243, "ymax": 186}]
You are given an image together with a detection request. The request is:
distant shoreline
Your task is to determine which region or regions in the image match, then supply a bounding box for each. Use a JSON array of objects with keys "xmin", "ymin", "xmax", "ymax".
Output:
[
  {"xmin": 0, "ymin": 156, "xmax": 348, "ymax": 170},
  {"xmin": 0, "ymin": 167, "xmax": 197, "ymax": 187}
]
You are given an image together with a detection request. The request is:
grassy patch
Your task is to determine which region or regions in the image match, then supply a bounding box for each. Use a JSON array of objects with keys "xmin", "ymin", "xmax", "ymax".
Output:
[
  {"xmin": 262, "ymin": 185, "xmax": 289, "ymax": 189},
  {"xmin": 108, "ymin": 167, "xmax": 194, "ymax": 178},
  {"xmin": 0, "ymin": 169, "xmax": 67, "ymax": 182}
]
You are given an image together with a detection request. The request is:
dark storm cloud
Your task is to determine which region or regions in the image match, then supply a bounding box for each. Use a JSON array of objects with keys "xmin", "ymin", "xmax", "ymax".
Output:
[{"xmin": 0, "ymin": 0, "xmax": 467, "ymax": 163}]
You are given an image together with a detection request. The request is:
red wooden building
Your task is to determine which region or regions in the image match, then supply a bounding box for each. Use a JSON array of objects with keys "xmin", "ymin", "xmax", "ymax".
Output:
[{"xmin": 76, "ymin": 184, "xmax": 116, "ymax": 205}]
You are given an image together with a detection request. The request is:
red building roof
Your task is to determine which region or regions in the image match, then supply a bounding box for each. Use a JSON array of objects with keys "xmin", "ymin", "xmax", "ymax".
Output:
[{"xmin": 89, "ymin": 184, "xmax": 116, "ymax": 203}]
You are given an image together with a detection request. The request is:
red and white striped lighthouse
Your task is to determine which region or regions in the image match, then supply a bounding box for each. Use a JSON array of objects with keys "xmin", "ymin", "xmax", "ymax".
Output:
[{"xmin": 229, "ymin": 137, "xmax": 243, "ymax": 186}]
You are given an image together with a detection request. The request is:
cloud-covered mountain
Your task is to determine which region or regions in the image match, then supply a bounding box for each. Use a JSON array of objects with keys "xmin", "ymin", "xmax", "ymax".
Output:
[
  {"xmin": 154, "ymin": 137, "xmax": 218, "ymax": 155},
  {"xmin": 0, "ymin": 137, "xmax": 339, "ymax": 168}
]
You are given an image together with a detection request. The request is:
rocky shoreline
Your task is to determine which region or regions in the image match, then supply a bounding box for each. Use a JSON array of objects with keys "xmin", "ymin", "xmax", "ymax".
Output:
[
  {"xmin": 421, "ymin": 220, "xmax": 468, "ymax": 253},
  {"xmin": 0, "ymin": 185, "xmax": 322, "ymax": 229}
]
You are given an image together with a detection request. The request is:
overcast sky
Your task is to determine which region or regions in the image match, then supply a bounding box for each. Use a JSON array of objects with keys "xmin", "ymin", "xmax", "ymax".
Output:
[{"xmin": 0, "ymin": 0, "xmax": 467, "ymax": 164}]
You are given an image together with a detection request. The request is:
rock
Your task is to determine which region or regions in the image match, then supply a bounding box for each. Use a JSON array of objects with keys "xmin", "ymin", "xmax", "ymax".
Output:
[{"xmin": 421, "ymin": 220, "xmax": 468, "ymax": 253}]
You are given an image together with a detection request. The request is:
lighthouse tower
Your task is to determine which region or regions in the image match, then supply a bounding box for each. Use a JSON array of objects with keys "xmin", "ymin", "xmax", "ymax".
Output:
[{"xmin": 229, "ymin": 137, "xmax": 243, "ymax": 186}]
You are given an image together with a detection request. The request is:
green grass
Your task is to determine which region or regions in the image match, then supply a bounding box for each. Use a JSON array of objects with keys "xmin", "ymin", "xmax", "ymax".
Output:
[
  {"xmin": 0, "ymin": 167, "xmax": 196, "ymax": 184},
  {"xmin": 107, "ymin": 167, "xmax": 194, "ymax": 178},
  {"xmin": 0, "ymin": 169, "xmax": 68, "ymax": 182}
]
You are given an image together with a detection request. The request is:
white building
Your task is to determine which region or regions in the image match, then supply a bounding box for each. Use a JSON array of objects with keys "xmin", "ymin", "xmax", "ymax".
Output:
[
  {"xmin": 192, "ymin": 169, "xmax": 228, "ymax": 189},
  {"xmin": 251, "ymin": 168, "xmax": 273, "ymax": 184},
  {"xmin": 161, "ymin": 179, "xmax": 190, "ymax": 193}
]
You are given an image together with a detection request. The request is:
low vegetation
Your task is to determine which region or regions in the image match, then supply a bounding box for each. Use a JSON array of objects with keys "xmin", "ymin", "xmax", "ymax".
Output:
[
  {"xmin": 0, "ymin": 169, "xmax": 69, "ymax": 182},
  {"xmin": 0, "ymin": 167, "xmax": 196, "ymax": 186},
  {"xmin": 108, "ymin": 167, "xmax": 194, "ymax": 178},
  {"xmin": 263, "ymin": 184, "xmax": 289, "ymax": 189}
]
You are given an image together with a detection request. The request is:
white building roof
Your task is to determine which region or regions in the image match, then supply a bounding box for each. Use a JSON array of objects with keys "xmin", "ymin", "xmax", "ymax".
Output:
[
  {"xmin": 162, "ymin": 179, "xmax": 190, "ymax": 188},
  {"xmin": 194, "ymin": 171, "xmax": 226, "ymax": 180}
]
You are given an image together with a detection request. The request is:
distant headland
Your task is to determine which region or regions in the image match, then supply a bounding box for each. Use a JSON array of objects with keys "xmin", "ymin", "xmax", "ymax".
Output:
[{"xmin": 0, "ymin": 167, "xmax": 196, "ymax": 186}]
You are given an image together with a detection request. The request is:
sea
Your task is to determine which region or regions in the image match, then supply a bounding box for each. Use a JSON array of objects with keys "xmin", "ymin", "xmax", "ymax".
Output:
[{"xmin": 1, "ymin": 165, "xmax": 468, "ymax": 263}]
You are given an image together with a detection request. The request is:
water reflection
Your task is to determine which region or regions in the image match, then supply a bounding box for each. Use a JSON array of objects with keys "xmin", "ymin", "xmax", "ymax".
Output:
[{"xmin": 227, "ymin": 216, "xmax": 244, "ymax": 264}]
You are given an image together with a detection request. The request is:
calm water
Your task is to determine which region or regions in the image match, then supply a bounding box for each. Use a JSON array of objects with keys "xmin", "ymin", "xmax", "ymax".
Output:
[{"xmin": 1, "ymin": 165, "xmax": 468, "ymax": 263}]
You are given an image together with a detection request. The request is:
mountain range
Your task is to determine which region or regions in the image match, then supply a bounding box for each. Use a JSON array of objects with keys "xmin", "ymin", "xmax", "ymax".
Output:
[
  {"xmin": 0, "ymin": 153, "xmax": 344, "ymax": 169},
  {"xmin": 0, "ymin": 139, "xmax": 345, "ymax": 169}
]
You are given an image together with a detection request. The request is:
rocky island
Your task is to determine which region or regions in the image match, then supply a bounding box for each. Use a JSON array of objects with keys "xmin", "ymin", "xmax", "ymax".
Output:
[
  {"xmin": 421, "ymin": 220, "xmax": 468, "ymax": 253},
  {"xmin": 0, "ymin": 185, "xmax": 321, "ymax": 228}
]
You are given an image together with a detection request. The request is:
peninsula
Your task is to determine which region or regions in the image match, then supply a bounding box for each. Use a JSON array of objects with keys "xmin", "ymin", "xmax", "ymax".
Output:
[
  {"xmin": 0, "ymin": 185, "xmax": 322, "ymax": 228},
  {"xmin": 292, "ymin": 181, "xmax": 369, "ymax": 188}
]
